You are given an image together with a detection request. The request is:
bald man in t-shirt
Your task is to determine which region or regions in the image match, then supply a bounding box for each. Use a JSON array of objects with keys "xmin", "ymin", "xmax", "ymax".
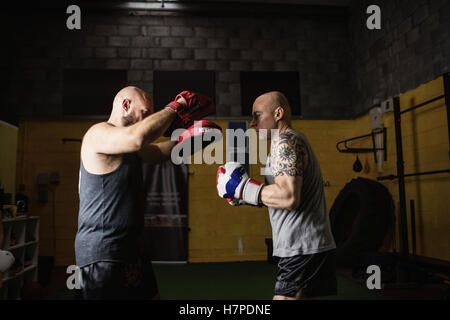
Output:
[{"xmin": 217, "ymin": 91, "xmax": 337, "ymax": 300}]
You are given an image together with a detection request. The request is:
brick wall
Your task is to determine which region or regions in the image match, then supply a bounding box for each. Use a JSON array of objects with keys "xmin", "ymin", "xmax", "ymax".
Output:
[
  {"xmin": 2, "ymin": 7, "xmax": 351, "ymax": 124},
  {"xmin": 2, "ymin": 3, "xmax": 449, "ymax": 123},
  {"xmin": 349, "ymin": 0, "xmax": 450, "ymax": 115}
]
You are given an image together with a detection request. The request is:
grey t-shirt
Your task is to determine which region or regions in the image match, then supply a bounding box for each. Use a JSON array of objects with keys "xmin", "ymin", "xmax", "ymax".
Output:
[{"xmin": 265, "ymin": 129, "xmax": 336, "ymax": 257}]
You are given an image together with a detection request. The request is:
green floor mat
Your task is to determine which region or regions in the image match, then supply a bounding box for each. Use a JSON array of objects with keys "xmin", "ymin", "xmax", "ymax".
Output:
[
  {"xmin": 153, "ymin": 261, "xmax": 389, "ymax": 300},
  {"xmin": 153, "ymin": 261, "xmax": 277, "ymax": 300},
  {"xmin": 44, "ymin": 261, "xmax": 389, "ymax": 300}
]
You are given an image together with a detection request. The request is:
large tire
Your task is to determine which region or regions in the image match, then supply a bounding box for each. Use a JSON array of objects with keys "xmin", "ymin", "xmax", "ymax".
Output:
[{"xmin": 329, "ymin": 177, "xmax": 394, "ymax": 267}]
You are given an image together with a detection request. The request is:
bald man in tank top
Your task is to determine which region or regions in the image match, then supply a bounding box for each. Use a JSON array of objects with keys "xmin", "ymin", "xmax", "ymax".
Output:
[{"xmin": 75, "ymin": 86, "xmax": 182, "ymax": 300}]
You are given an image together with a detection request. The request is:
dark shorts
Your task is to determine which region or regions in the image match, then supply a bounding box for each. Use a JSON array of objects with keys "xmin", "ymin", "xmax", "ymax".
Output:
[
  {"xmin": 78, "ymin": 258, "xmax": 159, "ymax": 300},
  {"xmin": 274, "ymin": 249, "xmax": 337, "ymax": 298}
]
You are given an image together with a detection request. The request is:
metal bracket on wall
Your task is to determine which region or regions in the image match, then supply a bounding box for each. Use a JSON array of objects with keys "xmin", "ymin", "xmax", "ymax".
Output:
[
  {"xmin": 444, "ymin": 72, "xmax": 450, "ymax": 160},
  {"xmin": 336, "ymin": 127, "xmax": 387, "ymax": 163}
]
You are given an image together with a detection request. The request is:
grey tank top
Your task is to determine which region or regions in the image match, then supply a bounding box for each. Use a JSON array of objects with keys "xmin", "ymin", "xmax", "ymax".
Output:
[
  {"xmin": 75, "ymin": 153, "xmax": 145, "ymax": 267},
  {"xmin": 265, "ymin": 129, "xmax": 336, "ymax": 257}
]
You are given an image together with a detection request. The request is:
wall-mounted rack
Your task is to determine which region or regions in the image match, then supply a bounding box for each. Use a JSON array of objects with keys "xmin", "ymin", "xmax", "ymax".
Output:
[{"xmin": 336, "ymin": 127, "xmax": 387, "ymax": 163}]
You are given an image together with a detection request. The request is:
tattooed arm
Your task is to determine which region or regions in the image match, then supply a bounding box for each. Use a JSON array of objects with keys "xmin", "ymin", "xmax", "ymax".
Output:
[{"xmin": 260, "ymin": 131, "xmax": 308, "ymax": 210}]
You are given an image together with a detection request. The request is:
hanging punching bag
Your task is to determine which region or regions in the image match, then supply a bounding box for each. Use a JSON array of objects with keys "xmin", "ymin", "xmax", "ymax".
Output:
[{"xmin": 353, "ymin": 155, "xmax": 362, "ymax": 172}]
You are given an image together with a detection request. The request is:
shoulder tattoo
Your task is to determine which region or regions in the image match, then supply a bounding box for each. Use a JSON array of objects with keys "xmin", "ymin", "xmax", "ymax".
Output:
[{"xmin": 271, "ymin": 132, "xmax": 308, "ymax": 177}]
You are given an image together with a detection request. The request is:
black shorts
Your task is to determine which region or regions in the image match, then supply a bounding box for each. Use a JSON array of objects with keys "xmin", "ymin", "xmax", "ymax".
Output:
[
  {"xmin": 78, "ymin": 258, "xmax": 159, "ymax": 300},
  {"xmin": 274, "ymin": 249, "xmax": 337, "ymax": 298}
]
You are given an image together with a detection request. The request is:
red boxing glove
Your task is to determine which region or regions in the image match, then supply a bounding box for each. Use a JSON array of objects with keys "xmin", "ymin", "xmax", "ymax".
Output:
[
  {"xmin": 164, "ymin": 91, "xmax": 215, "ymax": 137},
  {"xmin": 171, "ymin": 120, "xmax": 222, "ymax": 164}
]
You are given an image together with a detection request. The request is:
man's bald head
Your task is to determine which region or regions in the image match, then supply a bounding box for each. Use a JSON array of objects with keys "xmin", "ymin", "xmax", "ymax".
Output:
[
  {"xmin": 254, "ymin": 91, "xmax": 292, "ymax": 123},
  {"xmin": 110, "ymin": 86, "xmax": 154, "ymax": 126},
  {"xmin": 113, "ymin": 86, "xmax": 152, "ymax": 111},
  {"xmin": 251, "ymin": 91, "xmax": 292, "ymax": 139}
]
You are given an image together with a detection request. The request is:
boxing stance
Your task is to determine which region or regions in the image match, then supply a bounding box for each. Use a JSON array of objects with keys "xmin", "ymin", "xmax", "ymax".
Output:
[
  {"xmin": 217, "ymin": 91, "xmax": 337, "ymax": 300},
  {"xmin": 75, "ymin": 86, "xmax": 215, "ymax": 299}
]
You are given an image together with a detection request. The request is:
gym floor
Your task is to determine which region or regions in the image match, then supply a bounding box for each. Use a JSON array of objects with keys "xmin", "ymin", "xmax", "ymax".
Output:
[{"xmin": 39, "ymin": 262, "xmax": 447, "ymax": 300}]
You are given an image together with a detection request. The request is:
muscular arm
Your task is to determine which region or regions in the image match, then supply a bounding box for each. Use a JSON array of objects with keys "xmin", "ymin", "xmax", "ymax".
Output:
[
  {"xmin": 85, "ymin": 108, "xmax": 176, "ymax": 156},
  {"xmin": 260, "ymin": 132, "xmax": 308, "ymax": 210},
  {"xmin": 138, "ymin": 140, "xmax": 177, "ymax": 164}
]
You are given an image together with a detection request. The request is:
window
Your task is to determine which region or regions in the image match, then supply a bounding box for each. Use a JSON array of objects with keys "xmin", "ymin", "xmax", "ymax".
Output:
[
  {"xmin": 153, "ymin": 71, "xmax": 215, "ymax": 112},
  {"xmin": 63, "ymin": 69, "xmax": 127, "ymax": 116},
  {"xmin": 240, "ymin": 71, "xmax": 301, "ymax": 116}
]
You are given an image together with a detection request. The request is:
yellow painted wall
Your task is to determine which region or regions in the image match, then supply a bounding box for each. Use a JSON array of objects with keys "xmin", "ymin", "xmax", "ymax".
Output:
[
  {"xmin": 375, "ymin": 76, "xmax": 449, "ymax": 260},
  {"xmin": 187, "ymin": 118, "xmax": 383, "ymax": 263},
  {"xmin": 307, "ymin": 75, "xmax": 449, "ymax": 261},
  {"xmin": 187, "ymin": 120, "xmax": 272, "ymax": 262},
  {"xmin": 0, "ymin": 121, "xmax": 18, "ymax": 200},
  {"xmin": 16, "ymin": 120, "xmax": 96, "ymax": 266},
  {"xmin": 189, "ymin": 76, "xmax": 449, "ymax": 263},
  {"xmin": 14, "ymin": 118, "xmax": 385, "ymax": 265},
  {"xmin": 15, "ymin": 75, "xmax": 449, "ymax": 265}
]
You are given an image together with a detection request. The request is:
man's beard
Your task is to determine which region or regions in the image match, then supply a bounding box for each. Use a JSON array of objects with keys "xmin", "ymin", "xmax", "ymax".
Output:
[{"xmin": 123, "ymin": 115, "xmax": 136, "ymax": 126}]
